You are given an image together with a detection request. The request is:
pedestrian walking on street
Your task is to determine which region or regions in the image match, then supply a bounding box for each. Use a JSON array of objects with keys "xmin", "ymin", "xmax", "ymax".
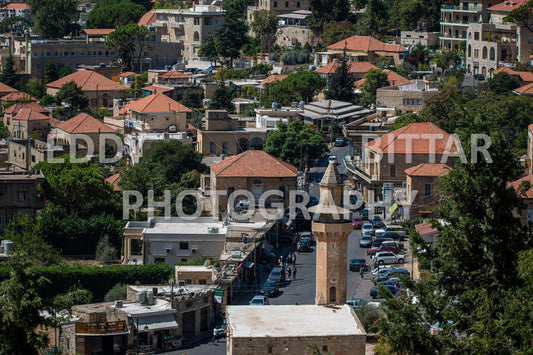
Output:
[
  {"xmin": 359, "ymin": 264, "xmax": 365, "ymax": 278},
  {"xmin": 292, "ymin": 253, "xmax": 296, "ymax": 266},
  {"xmin": 293, "ymin": 267, "xmax": 297, "ymax": 279},
  {"xmin": 287, "ymin": 267, "xmax": 292, "ymax": 279},
  {"xmin": 211, "ymin": 328, "xmax": 219, "ymax": 343}
]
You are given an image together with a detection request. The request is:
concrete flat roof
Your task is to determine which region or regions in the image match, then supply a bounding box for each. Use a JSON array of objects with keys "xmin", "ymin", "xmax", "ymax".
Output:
[
  {"xmin": 111, "ymin": 298, "xmax": 176, "ymax": 317},
  {"xmin": 227, "ymin": 305, "xmax": 365, "ymax": 338}
]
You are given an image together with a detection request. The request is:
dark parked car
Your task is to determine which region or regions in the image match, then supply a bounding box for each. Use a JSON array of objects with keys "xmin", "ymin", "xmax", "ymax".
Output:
[
  {"xmin": 371, "ymin": 237, "xmax": 394, "ymax": 248},
  {"xmin": 371, "ymin": 216, "xmax": 385, "ymax": 228},
  {"xmin": 360, "ymin": 209, "xmax": 369, "ymax": 220},
  {"xmin": 381, "ymin": 231, "xmax": 404, "ymax": 241},
  {"xmin": 349, "ymin": 258, "xmax": 369, "ymax": 272},
  {"xmin": 370, "ymin": 283, "xmax": 401, "ymax": 298},
  {"xmin": 260, "ymin": 281, "xmax": 279, "ymax": 297},
  {"xmin": 346, "ymin": 298, "xmax": 367, "ymax": 309},
  {"xmin": 334, "ymin": 137, "xmax": 347, "ymax": 146},
  {"xmin": 373, "ymin": 268, "xmax": 410, "ymax": 282},
  {"xmin": 367, "ymin": 244, "xmax": 401, "ymax": 256},
  {"xmin": 359, "ymin": 235, "xmax": 372, "ymax": 248},
  {"xmin": 474, "ymin": 73, "xmax": 485, "ymax": 81},
  {"xmin": 297, "ymin": 236, "xmax": 312, "ymax": 252},
  {"xmin": 267, "ymin": 268, "xmax": 286, "ymax": 283}
]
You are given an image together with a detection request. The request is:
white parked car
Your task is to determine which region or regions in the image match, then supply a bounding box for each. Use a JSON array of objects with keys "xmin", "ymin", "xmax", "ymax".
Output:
[
  {"xmin": 372, "ymin": 265, "xmax": 393, "ymax": 277},
  {"xmin": 250, "ymin": 295, "xmax": 269, "ymax": 305},
  {"xmin": 362, "ymin": 223, "xmax": 374, "ymax": 236},
  {"xmin": 372, "ymin": 251, "xmax": 406, "ymax": 265}
]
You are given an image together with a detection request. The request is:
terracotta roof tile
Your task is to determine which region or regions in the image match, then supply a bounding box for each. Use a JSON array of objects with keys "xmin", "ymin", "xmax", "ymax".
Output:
[
  {"xmin": 366, "ymin": 123, "xmax": 456, "ymax": 154},
  {"xmin": 159, "ymin": 71, "xmax": 189, "ymax": 80},
  {"xmin": 47, "ymin": 70, "xmax": 127, "ymax": 91},
  {"xmin": 211, "ymin": 150, "xmax": 298, "ymax": 177},
  {"xmin": 105, "ymin": 173, "xmax": 121, "ymax": 192},
  {"xmin": 316, "ymin": 61, "xmax": 379, "ymax": 75},
  {"xmin": 1, "ymin": 92, "xmax": 37, "ymax": 101},
  {"xmin": 0, "ymin": 82, "xmax": 18, "ymax": 94},
  {"xmin": 4, "ymin": 102, "xmax": 47, "ymax": 115},
  {"xmin": 328, "ymin": 35, "xmax": 405, "ymax": 53},
  {"xmin": 83, "ymin": 29, "xmax": 115, "ymax": 35},
  {"xmin": 509, "ymin": 173, "xmax": 533, "ymax": 199},
  {"xmin": 488, "ymin": 0, "xmax": 527, "ymax": 12},
  {"xmin": 260, "ymin": 75, "xmax": 288, "ymax": 85},
  {"xmin": 138, "ymin": 10, "xmax": 156, "ymax": 26},
  {"xmin": 5, "ymin": 3, "xmax": 30, "ymax": 9},
  {"xmin": 57, "ymin": 113, "xmax": 115, "ymax": 134},
  {"xmin": 355, "ymin": 69, "xmax": 410, "ymax": 88},
  {"xmin": 493, "ymin": 66, "xmax": 533, "ymax": 82},
  {"xmin": 13, "ymin": 108, "xmax": 50, "ymax": 122},
  {"xmin": 142, "ymin": 85, "xmax": 173, "ymax": 93},
  {"xmin": 415, "ymin": 222, "xmax": 438, "ymax": 235},
  {"xmin": 529, "ymin": 123, "xmax": 533, "ymax": 133},
  {"xmin": 120, "ymin": 72, "xmax": 136, "ymax": 77},
  {"xmin": 405, "ymin": 163, "xmax": 450, "ymax": 176},
  {"xmin": 126, "ymin": 92, "xmax": 191, "ymax": 113},
  {"xmin": 514, "ymin": 82, "xmax": 533, "ymax": 95}
]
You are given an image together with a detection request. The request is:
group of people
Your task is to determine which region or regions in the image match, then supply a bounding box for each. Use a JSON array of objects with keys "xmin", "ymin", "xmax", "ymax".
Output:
[{"xmin": 278, "ymin": 252, "xmax": 298, "ymax": 280}]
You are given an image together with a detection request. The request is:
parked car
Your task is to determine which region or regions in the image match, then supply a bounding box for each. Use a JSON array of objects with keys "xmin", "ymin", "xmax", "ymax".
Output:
[
  {"xmin": 373, "ymin": 268, "xmax": 410, "ymax": 282},
  {"xmin": 267, "ymin": 268, "xmax": 286, "ymax": 283},
  {"xmin": 359, "ymin": 235, "xmax": 372, "ymax": 248},
  {"xmin": 328, "ymin": 156, "xmax": 337, "ymax": 164},
  {"xmin": 367, "ymin": 244, "xmax": 401, "ymax": 256},
  {"xmin": 349, "ymin": 258, "xmax": 369, "ymax": 272},
  {"xmin": 381, "ymin": 240, "xmax": 404, "ymax": 250},
  {"xmin": 234, "ymin": 199, "xmax": 250, "ymax": 212},
  {"xmin": 250, "ymin": 295, "xmax": 269, "ymax": 305},
  {"xmin": 360, "ymin": 209, "xmax": 369, "ymax": 220},
  {"xmin": 352, "ymin": 216, "xmax": 363, "ymax": 229},
  {"xmin": 346, "ymin": 298, "xmax": 367, "ymax": 309},
  {"xmin": 297, "ymin": 236, "xmax": 312, "ymax": 252},
  {"xmin": 371, "ymin": 265, "xmax": 393, "ymax": 277},
  {"xmin": 362, "ymin": 223, "xmax": 374, "ymax": 236},
  {"xmin": 260, "ymin": 281, "xmax": 279, "ymax": 297},
  {"xmin": 381, "ymin": 231, "xmax": 404, "ymax": 241},
  {"xmin": 370, "ymin": 284, "xmax": 400, "ymax": 299},
  {"xmin": 334, "ymin": 137, "xmax": 347, "ymax": 147},
  {"xmin": 474, "ymin": 73, "xmax": 485, "ymax": 81},
  {"xmin": 299, "ymin": 231, "xmax": 315, "ymax": 245},
  {"xmin": 371, "ymin": 216, "xmax": 385, "ymax": 228},
  {"xmin": 371, "ymin": 237, "xmax": 394, "ymax": 248},
  {"xmin": 372, "ymin": 251, "xmax": 406, "ymax": 265},
  {"xmin": 382, "ymin": 225, "xmax": 407, "ymax": 239}
]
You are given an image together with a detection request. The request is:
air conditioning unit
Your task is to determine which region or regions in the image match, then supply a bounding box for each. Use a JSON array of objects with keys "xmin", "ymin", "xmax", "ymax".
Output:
[
  {"xmin": 402, "ymin": 181, "xmax": 407, "ymax": 188},
  {"xmin": 166, "ymin": 248, "xmax": 173, "ymax": 253},
  {"xmin": 191, "ymin": 248, "xmax": 198, "ymax": 254}
]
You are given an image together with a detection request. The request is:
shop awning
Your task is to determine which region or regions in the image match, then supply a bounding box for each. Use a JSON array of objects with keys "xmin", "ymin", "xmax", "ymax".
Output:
[{"xmin": 138, "ymin": 314, "xmax": 178, "ymax": 333}]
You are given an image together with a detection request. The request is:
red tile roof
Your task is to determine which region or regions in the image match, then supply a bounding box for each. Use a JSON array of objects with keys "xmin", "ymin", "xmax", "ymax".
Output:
[
  {"xmin": 159, "ymin": 71, "xmax": 189, "ymax": 80},
  {"xmin": 13, "ymin": 108, "xmax": 50, "ymax": 122},
  {"xmin": 138, "ymin": 10, "xmax": 156, "ymax": 26},
  {"xmin": 415, "ymin": 222, "xmax": 438, "ymax": 236},
  {"xmin": 328, "ymin": 35, "xmax": 405, "ymax": 53},
  {"xmin": 126, "ymin": 92, "xmax": 191, "ymax": 113},
  {"xmin": 4, "ymin": 102, "xmax": 48, "ymax": 115},
  {"xmin": 5, "ymin": 3, "xmax": 30, "ymax": 9},
  {"xmin": 513, "ymin": 82, "xmax": 533, "ymax": 95},
  {"xmin": 142, "ymin": 85, "xmax": 173, "ymax": 93},
  {"xmin": 57, "ymin": 113, "xmax": 115, "ymax": 134},
  {"xmin": 405, "ymin": 163, "xmax": 450, "ymax": 177},
  {"xmin": 211, "ymin": 150, "xmax": 298, "ymax": 177},
  {"xmin": 0, "ymin": 92, "xmax": 37, "ymax": 101},
  {"xmin": 260, "ymin": 74, "xmax": 288, "ymax": 85},
  {"xmin": 509, "ymin": 173, "xmax": 533, "ymax": 199},
  {"xmin": 493, "ymin": 66, "xmax": 533, "ymax": 82},
  {"xmin": 83, "ymin": 29, "xmax": 115, "ymax": 35},
  {"xmin": 0, "ymin": 82, "xmax": 18, "ymax": 94},
  {"xmin": 366, "ymin": 123, "xmax": 456, "ymax": 154},
  {"xmin": 316, "ymin": 61, "xmax": 379, "ymax": 75},
  {"xmin": 105, "ymin": 173, "xmax": 121, "ymax": 192},
  {"xmin": 488, "ymin": 0, "xmax": 528, "ymax": 12},
  {"xmin": 47, "ymin": 70, "xmax": 127, "ymax": 91},
  {"xmin": 120, "ymin": 72, "xmax": 136, "ymax": 77},
  {"xmin": 529, "ymin": 123, "xmax": 533, "ymax": 133},
  {"xmin": 355, "ymin": 69, "xmax": 410, "ymax": 88}
]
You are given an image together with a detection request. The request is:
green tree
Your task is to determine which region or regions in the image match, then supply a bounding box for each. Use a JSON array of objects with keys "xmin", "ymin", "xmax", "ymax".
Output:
[
  {"xmin": 360, "ymin": 68, "xmax": 389, "ymax": 107},
  {"xmin": 283, "ymin": 71, "xmax": 326, "ymax": 102},
  {"xmin": 0, "ymin": 16, "xmax": 30, "ymax": 34},
  {"xmin": 53, "ymin": 286, "xmax": 93, "ymax": 311},
  {"xmin": 180, "ymin": 88, "xmax": 202, "ymax": 108},
  {"xmin": 264, "ymin": 120, "xmax": 327, "ymax": 167},
  {"xmin": 251, "ymin": 10, "xmax": 278, "ymax": 54},
  {"xmin": 28, "ymin": 0, "xmax": 79, "ymax": 39},
  {"xmin": 55, "ymin": 81, "xmax": 89, "ymax": 111},
  {"xmin": 58, "ymin": 65, "xmax": 74, "ymax": 78},
  {"xmin": 0, "ymin": 54, "xmax": 17, "ymax": 87},
  {"xmin": 390, "ymin": 112, "xmax": 420, "ymax": 131},
  {"xmin": 355, "ymin": 0, "xmax": 390, "ymax": 38},
  {"xmin": 198, "ymin": 37, "xmax": 220, "ymax": 66},
  {"xmin": 209, "ymin": 82, "xmax": 235, "ymax": 112},
  {"xmin": 44, "ymin": 61, "xmax": 58, "ymax": 84},
  {"xmin": 214, "ymin": 0, "xmax": 249, "ymax": 67},
  {"xmin": 105, "ymin": 24, "xmax": 149, "ymax": 71},
  {"xmin": 35, "ymin": 156, "xmax": 114, "ymax": 217},
  {"xmin": 95, "ymin": 235, "xmax": 118, "ymax": 264},
  {"xmin": 391, "ymin": 0, "xmax": 424, "ymax": 31},
  {"xmin": 87, "ymin": 0, "xmax": 147, "ymax": 28},
  {"xmin": 0, "ymin": 122, "xmax": 9, "ymax": 139},
  {"xmin": 308, "ymin": 0, "xmax": 351, "ymax": 30},
  {"xmin": 91, "ymin": 107, "xmax": 113, "ymax": 120},
  {"xmin": 505, "ymin": 0, "xmax": 533, "ymax": 32},
  {"xmin": 103, "ymin": 283, "xmax": 128, "ymax": 302},
  {"xmin": 25, "ymin": 78, "xmax": 46, "ymax": 99},
  {"xmin": 321, "ymin": 20, "xmax": 357, "ymax": 47},
  {"xmin": 325, "ymin": 54, "xmax": 356, "ymax": 102},
  {"xmin": 0, "ymin": 256, "xmax": 50, "ymax": 355},
  {"xmin": 487, "ymin": 72, "xmax": 520, "ymax": 95}
]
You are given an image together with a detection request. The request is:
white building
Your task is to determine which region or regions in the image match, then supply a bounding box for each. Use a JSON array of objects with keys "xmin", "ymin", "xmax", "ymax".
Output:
[
  {"xmin": 0, "ymin": 3, "xmax": 31, "ymax": 22},
  {"xmin": 124, "ymin": 132, "xmax": 192, "ymax": 165}
]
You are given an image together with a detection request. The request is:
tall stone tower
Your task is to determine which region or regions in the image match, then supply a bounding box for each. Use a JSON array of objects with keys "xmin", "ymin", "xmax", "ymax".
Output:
[{"xmin": 310, "ymin": 161, "xmax": 353, "ymax": 305}]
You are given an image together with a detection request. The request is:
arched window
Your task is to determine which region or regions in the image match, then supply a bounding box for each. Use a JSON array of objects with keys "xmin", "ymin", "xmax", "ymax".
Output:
[
  {"xmin": 468, "ymin": 44, "xmax": 471, "ymax": 57},
  {"xmin": 489, "ymin": 47, "xmax": 495, "ymax": 60},
  {"xmin": 193, "ymin": 31, "xmax": 199, "ymax": 42},
  {"xmin": 482, "ymin": 46, "xmax": 488, "ymax": 59},
  {"xmin": 329, "ymin": 287, "xmax": 336, "ymax": 303},
  {"xmin": 250, "ymin": 137, "xmax": 263, "ymax": 150},
  {"xmin": 237, "ymin": 138, "xmax": 249, "ymax": 153}
]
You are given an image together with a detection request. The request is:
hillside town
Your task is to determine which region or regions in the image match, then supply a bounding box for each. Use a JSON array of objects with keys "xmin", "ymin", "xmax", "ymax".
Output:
[{"xmin": 0, "ymin": 0, "xmax": 532, "ymax": 354}]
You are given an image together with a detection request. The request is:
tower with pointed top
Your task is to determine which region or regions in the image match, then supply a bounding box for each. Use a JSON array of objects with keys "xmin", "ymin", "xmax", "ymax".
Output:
[{"xmin": 310, "ymin": 161, "xmax": 353, "ymax": 305}]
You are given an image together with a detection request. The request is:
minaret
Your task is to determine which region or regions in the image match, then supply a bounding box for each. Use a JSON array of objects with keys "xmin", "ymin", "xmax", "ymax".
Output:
[{"xmin": 310, "ymin": 161, "xmax": 353, "ymax": 305}]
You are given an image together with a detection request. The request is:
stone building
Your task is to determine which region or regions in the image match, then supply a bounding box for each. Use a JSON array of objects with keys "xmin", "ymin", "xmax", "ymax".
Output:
[
  {"xmin": 310, "ymin": 161, "xmax": 352, "ymax": 305},
  {"xmin": 175, "ymin": 265, "xmax": 216, "ymax": 285},
  {"xmin": 404, "ymin": 163, "xmax": 450, "ymax": 218},
  {"xmin": 400, "ymin": 31, "xmax": 440, "ymax": 49},
  {"xmin": 509, "ymin": 173, "xmax": 533, "ymax": 225},
  {"xmin": 0, "ymin": 171, "xmax": 45, "ymax": 227},
  {"xmin": 196, "ymin": 110, "xmax": 269, "ymax": 156},
  {"xmin": 226, "ymin": 305, "xmax": 366, "ymax": 355},
  {"xmin": 7, "ymin": 108, "xmax": 50, "ymax": 140},
  {"xmin": 46, "ymin": 70, "xmax": 127, "ymax": 109},
  {"xmin": 207, "ymin": 150, "xmax": 298, "ymax": 215},
  {"xmin": 376, "ymin": 80, "xmax": 440, "ymax": 116}
]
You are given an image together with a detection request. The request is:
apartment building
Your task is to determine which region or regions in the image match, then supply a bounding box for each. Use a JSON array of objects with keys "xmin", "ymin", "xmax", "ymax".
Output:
[
  {"xmin": 0, "ymin": 3, "xmax": 31, "ymax": 22},
  {"xmin": 247, "ymin": 0, "xmax": 309, "ymax": 19},
  {"xmin": 0, "ymin": 171, "xmax": 45, "ymax": 227}
]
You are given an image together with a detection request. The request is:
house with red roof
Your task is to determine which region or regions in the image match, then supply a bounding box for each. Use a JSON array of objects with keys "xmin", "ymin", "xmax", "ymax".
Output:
[
  {"xmin": 508, "ymin": 173, "xmax": 533, "ymax": 224},
  {"xmin": 0, "ymin": 92, "xmax": 37, "ymax": 103},
  {"xmin": 119, "ymin": 72, "xmax": 137, "ymax": 85},
  {"xmin": 0, "ymin": 3, "xmax": 31, "ymax": 22},
  {"xmin": 124, "ymin": 92, "xmax": 191, "ymax": 132},
  {"xmin": 209, "ymin": 150, "xmax": 298, "ymax": 214},
  {"xmin": 8, "ymin": 108, "xmax": 50, "ymax": 140},
  {"xmin": 4, "ymin": 103, "xmax": 49, "ymax": 131},
  {"xmin": 348, "ymin": 122, "xmax": 457, "ymax": 204},
  {"xmin": 0, "ymin": 82, "xmax": 19, "ymax": 97},
  {"xmin": 316, "ymin": 35, "xmax": 406, "ymax": 67},
  {"xmin": 54, "ymin": 113, "xmax": 116, "ymax": 155},
  {"xmin": 405, "ymin": 163, "xmax": 450, "ymax": 218},
  {"xmin": 105, "ymin": 173, "xmax": 122, "ymax": 192},
  {"xmin": 46, "ymin": 70, "xmax": 127, "ymax": 109},
  {"xmin": 316, "ymin": 61, "xmax": 379, "ymax": 82}
]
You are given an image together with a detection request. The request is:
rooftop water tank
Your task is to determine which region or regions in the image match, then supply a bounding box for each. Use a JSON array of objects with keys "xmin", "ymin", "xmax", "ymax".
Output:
[
  {"xmin": 3, "ymin": 240, "xmax": 14, "ymax": 254},
  {"xmin": 146, "ymin": 290, "xmax": 154, "ymax": 305},
  {"xmin": 136, "ymin": 291, "xmax": 147, "ymax": 304}
]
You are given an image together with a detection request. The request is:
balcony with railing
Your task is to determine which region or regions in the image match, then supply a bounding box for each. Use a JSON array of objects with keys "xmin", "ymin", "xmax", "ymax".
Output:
[
  {"xmin": 343, "ymin": 155, "xmax": 378, "ymax": 184},
  {"xmin": 439, "ymin": 33, "xmax": 467, "ymax": 40},
  {"xmin": 440, "ymin": 19, "xmax": 470, "ymax": 26},
  {"xmin": 441, "ymin": 3, "xmax": 480, "ymax": 12}
]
